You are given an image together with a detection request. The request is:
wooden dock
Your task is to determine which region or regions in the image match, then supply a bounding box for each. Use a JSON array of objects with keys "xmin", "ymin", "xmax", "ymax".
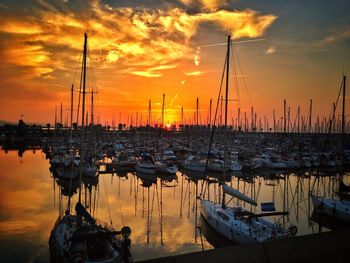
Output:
[{"xmin": 137, "ymin": 229, "xmax": 350, "ymax": 263}]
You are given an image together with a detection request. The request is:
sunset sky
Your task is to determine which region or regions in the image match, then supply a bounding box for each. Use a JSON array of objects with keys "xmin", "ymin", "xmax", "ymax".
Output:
[{"xmin": 0, "ymin": 0, "xmax": 349, "ymax": 126}]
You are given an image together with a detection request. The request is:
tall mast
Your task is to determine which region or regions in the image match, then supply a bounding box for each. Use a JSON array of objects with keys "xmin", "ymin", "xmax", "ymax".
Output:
[
  {"xmin": 79, "ymin": 32, "xmax": 88, "ymax": 203},
  {"xmin": 225, "ymin": 35, "xmax": 231, "ymax": 127},
  {"xmin": 222, "ymin": 34, "xmax": 231, "ymax": 209}
]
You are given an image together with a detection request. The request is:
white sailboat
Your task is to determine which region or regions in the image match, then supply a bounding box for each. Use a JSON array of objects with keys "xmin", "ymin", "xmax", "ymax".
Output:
[
  {"xmin": 135, "ymin": 152, "xmax": 156, "ymax": 174},
  {"xmin": 201, "ymin": 185, "xmax": 296, "ymax": 244},
  {"xmin": 311, "ymin": 194, "xmax": 350, "ymax": 223},
  {"xmin": 310, "ymin": 74, "xmax": 350, "ymax": 223},
  {"xmin": 200, "ymin": 35, "xmax": 296, "ymax": 244}
]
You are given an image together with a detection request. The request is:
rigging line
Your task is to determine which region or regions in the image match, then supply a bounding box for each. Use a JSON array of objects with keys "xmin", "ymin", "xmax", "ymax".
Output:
[
  {"xmin": 102, "ymin": 174, "xmax": 114, "ymax": 225},
  {"xmin": 72, "ymin": 49, "xmax": 83, "ymax": 84},
  {"xmin": 200, "ymin": 51, "xmax": 227, "ymax": 197},
  {"xmin": 87, "ymin": 45, "xmax": 100, "ymax": 117},
  {"xmin": 230, "ymin": 44, "xmax": 240, "ymax": 109},
  {"xmin": 233, "ymin": 46, "xmax": 253, "ymax": 108},
  {"xmin": 76, "ymin": 50, "xmax": 84, "ymax": 124},
  {"xmin": 199, "ymin": 38, "xmax": 265, "ymax": 48}
]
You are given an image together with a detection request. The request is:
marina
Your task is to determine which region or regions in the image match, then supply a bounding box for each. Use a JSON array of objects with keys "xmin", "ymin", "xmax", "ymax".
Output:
[
  {"xmin": 0, "ymin": 127, "xmax": 350, "ymax": 261},
  {"xmin": 1, "ymin": 0, "xmax": 350, "ymax": 262}
]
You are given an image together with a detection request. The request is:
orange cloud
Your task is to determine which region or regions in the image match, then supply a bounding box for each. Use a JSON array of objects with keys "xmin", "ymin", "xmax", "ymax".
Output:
[{"xmin": 0, "ymin": 0, "xmax": 278, "ymax": 123}]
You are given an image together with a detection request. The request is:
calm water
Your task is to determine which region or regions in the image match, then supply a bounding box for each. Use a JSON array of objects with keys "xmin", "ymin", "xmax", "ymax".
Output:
[{"xmin": 0, "ymin": 149, "xmax": 348, "ymax": 262}]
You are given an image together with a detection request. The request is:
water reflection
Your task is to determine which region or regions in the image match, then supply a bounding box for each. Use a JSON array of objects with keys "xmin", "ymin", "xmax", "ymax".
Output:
[{"xmin": 0, "ymin": 150, "xmax": 349, "ymax": 261}]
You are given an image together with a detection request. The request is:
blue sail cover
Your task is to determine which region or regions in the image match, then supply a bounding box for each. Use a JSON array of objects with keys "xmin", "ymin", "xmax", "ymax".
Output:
[{"xmin": 261, "ymin": 202, "xmax": 276, "ymax": 212}]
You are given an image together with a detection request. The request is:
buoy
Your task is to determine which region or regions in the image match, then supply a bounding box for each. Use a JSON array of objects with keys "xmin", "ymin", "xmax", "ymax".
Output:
[{"xmin": 289, "ymin": 225, "xmax": 298, "ymax": 236}]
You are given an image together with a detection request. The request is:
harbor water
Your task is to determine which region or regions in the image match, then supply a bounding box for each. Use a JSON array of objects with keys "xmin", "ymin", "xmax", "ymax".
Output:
[{"xmin": 0, "ymin": 149, "xmax": 348, "ymax": 262}]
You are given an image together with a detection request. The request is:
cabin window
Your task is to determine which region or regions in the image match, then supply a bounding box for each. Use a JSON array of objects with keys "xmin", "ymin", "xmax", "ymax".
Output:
[{"xmin": 217, "ymin": 211, "xmax": 229, "ymax": 221}]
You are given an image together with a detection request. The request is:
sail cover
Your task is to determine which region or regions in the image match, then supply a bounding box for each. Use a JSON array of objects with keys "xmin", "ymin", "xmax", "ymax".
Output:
[{"xmin": 222, "ymin": 184, "xmax": 257, "ymax": 206}]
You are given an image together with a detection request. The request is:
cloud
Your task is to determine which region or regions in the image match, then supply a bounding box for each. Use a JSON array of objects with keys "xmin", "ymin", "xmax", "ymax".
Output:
[
  {"xmin": 0, "ymin": 1, "xmax": 277, "ymax": 80},
  {"xmin": 266, "ymin": 46, "xmax": 276, "ymax": 54},
  {"xmin": 185, "ymin": 71, "xmax": 203, "ymax": 76},
  {"xmin": 130, "ymin": 71, "xmax": 163, "ymax": 78},
  {"xmin": 322, "ymin": 29, "xmax": 350, "ymax": 44},
  {"xmin": 179, "ymin": 0, "xmax": 228, "ymax": 11}
]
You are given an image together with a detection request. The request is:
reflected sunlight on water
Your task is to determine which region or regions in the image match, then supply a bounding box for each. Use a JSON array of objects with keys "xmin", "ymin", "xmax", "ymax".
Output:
[{"xmin": 0, "ymin": 150, "xmax": 349, "ymax": 262}]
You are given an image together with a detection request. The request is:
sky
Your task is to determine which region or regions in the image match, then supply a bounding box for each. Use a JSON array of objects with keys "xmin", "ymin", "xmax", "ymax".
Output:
[{"xmin": 0, "ymin": 0, "xmax": 349, "ymax": 127}]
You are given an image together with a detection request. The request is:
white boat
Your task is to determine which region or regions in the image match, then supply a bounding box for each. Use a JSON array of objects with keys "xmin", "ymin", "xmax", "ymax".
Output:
[
  {"xmin": 260, "ymin": 154, "xmax": 288, "ymax": 169},
  {"xmin": 181, "ymin": 155, "xmax": 206, "ymax": 172},
  {"xmin": 135, "ymin": 153, "xmax": 156, "ymax": 174},
  {"xmin": 311, "ymin": 194, "xmax": 350, "ymax": 223},
  {"xmin": 155, "ymin": 161, "xmax": 178, "ymax": 175},
  {"xmin": 207, "ymin": 158, "xmax": 229, "ymax": 172},
  {"xmin": 229, "ymin": 160, "xmax": 242, "ymax": 171},
  {"xmin": 201, "ymin": 185, "xmax": 296, "ymax": 244},
  {"xmin": 112, "ymin": 151, "xmax": 136, "ymax": 170},
  {"xmin": 162, "ymin": 148, "xmax": 177, "ymax": 162}
]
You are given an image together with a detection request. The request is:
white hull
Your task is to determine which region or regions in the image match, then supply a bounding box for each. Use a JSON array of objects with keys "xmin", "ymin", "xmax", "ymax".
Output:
[
  {"xmin": 200, "ymin": 200, "xmax": 291, "ymax": 244},
  {"xmin": 311, "ymin": 195, "xmax": 350, "ymax": 223}
]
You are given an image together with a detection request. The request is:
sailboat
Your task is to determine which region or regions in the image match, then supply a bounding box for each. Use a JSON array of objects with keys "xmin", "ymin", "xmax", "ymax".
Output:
[
  {"xmin": 49, "ymin": 33, "xmax": 132, "ymax": 263},
  {"xmin": 200, "ymin": 35, "xmax": 297, "ymax": 244},
  {"xmin": 311, "ymin": 74, "xmax": 350, "ymax": 224}
]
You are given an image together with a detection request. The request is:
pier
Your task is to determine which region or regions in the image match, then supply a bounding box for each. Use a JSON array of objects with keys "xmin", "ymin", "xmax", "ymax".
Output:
[{"xmin": 138, "ymin": 228, "xmax": 350, "ymax": 263}]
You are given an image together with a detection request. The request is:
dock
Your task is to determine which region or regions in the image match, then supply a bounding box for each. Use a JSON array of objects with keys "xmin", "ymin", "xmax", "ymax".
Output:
[{"xmin": 137, "ymin": 228, "xmax": 350, "ymax": 263}]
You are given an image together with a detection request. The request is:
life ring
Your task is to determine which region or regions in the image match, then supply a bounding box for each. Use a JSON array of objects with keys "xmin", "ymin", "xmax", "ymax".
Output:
[
  {"xmin": 289, "ymin": 225, "xmax": 298, "ymax": 236},
  {"xmin": 72, "ymin": 253, "xmax": 85, "ymax": 263}
]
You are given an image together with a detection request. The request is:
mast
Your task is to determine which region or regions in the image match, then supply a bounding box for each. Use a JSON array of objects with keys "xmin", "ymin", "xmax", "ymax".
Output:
[
  {"xmin": 54, "ymin": 105, "xmax": 57, "ymax": 129},
  {"xmin": 161, "ymin": 94, "xmax": 165, "ymax": 128},
  {"xmin": 297, "ymin": 105, "xmax": 300, "ymax": 133},
  {"xmin": 209, "ymin": 98, "xmax": 212, "ymax": 126},
  {"xmin": 181, "ymin": 106, "xmax": 184, "ymax": 126},
  {"xmin": 79, "ymin": 32, "xmax": 88, "ymax": 203},
  {"xmin": 69, "ymin": 84, "xmax": 74, "ymax": 150},
  {"xmin": 225, "ymin": 35, "xmax": 231, "ymax": 127},
  {"xmin": 342, "ymin": 74, "xmax": 346, "ymax": 157},
  {"xmin": 196, "ymin": 97, "xmax": 199, "ymax": 126},
  {"xmin": 148, "ymin": 100, "xmax": 151, "ymax": 126},
  {"xmin": 60, "ymin": 102, "xmax": 63, "ymax": 125},
  {"xmin": 309, "ymin": 99, "xmax": 312, "ymax": 133},
  {"xmin": 91, "ymin": 90, "xmax": 94, "ymax": 126},
  {"xmin": 283, "ymin": 99, "xmax": 286, "ymax": 133},
  {"xmin": 273, "ymin": 109, "xmax": 276, "ymax": 132},
  {"xmin": 70, "ymin": 85, "xmax": 74, "ymax": 129},
  {"xmin": 222, "ymin": 34, "xmax": 231, "ymax": 209}
]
